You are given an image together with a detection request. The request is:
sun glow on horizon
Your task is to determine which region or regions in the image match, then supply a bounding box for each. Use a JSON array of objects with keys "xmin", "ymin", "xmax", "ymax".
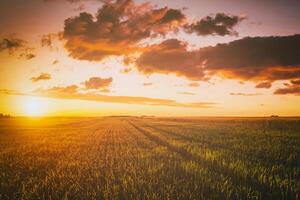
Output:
[{"xmin": 23, "ymin": 97, "xmax": 46, "ymax": 116}]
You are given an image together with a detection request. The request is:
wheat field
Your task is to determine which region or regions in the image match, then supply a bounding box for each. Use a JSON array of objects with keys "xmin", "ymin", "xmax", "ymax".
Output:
[{"xmin": 0, "ymin": 117, "xmax": 299, "ymax": 200}]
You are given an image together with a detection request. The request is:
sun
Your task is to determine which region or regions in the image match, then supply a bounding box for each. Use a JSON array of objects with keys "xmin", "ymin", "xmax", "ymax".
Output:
[{"xmin": 23, "ymin": 97, "xmax": 45, "ymax": 116}]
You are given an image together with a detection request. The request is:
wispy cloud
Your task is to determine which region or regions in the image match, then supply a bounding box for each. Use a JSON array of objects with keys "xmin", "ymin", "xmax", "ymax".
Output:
[
  {"xmin": 0, "ymin": 87, "xmax": 216, "ymax": 108},
  {"xmin": 178, "ymin": 92, "xmax": 195, "ymax": 95},
  {"xmin": 230, "ymin": 92, "xmax": 261, "ymax": 96}
]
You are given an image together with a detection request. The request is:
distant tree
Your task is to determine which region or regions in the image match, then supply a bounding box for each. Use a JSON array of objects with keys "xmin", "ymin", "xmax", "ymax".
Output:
[
  {"xmin": 0, "ymin": 113, "xmax": 11, "ymax": 118},
  {"xmin": 270, "ymin": 115, "xmax": 279, "ymax": 118}
]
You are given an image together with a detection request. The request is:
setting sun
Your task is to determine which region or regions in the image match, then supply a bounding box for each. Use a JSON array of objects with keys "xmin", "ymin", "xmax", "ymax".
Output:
[{"xmin": 23, "ymin": 97, "xmax": 45, "ymax": 116}]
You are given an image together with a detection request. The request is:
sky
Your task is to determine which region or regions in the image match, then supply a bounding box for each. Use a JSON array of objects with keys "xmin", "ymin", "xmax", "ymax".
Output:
[{"xmin": 0, "ymin": 0, "xmax": 300, "ymax": 117}]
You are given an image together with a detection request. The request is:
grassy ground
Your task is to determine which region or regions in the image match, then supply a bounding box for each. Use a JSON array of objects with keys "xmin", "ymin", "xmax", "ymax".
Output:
[{"xmin": 0, "ymin": 117, "xmax": 299, "ymax": 200}]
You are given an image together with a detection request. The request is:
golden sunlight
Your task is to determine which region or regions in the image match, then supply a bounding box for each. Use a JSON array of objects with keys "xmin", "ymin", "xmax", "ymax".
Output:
[{"xmin": 23, "ymin": 97, "xmax": 45, "ymax": 116}]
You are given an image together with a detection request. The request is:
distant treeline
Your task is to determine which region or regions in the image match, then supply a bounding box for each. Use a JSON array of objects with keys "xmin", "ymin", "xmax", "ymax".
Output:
[{"xmin": 0, "ymin": 113, "xmax": 11, "ymax": 118}]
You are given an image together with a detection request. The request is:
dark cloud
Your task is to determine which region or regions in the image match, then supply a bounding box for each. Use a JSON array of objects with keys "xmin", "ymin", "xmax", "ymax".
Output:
[
  {"xmin": 136, "ymin": 39, "xmax": 207, "ymax": 80},
  {"xmin": 274, "ymin": 86, "xmax": 300, "ymax": 95},
  {"xmin": 82, "ymin": 77, "xmax": 112, "ymax": 89},
  {"xmin": 199, "ymin": 34, "xmax": 300, "ymax": 81},
  {"xmin": 255, "ymin": 81, "xmax": 272, "ymax": 89},
  {"xmin": 274, "ymin": 79, "xmax": 300, "ymax": 95},
  {"xmin": 290, "ymin": 79, "xmax": 300, "ymax": 85},
  {"xmin": 0, "ymin": 38, "xmax": 25, "ymax": 53},
  {"xmin": 0, "ymin": 36, "xmax": 35, "ymax": 59},
  {"xmin": 63, "ymin": 0, "xmax": 186, "ymax": 61},
  {"xmin": 30, "ymin": 73, "xmax": 52, "ymax": 82},
  {"xmin": 0, "ymin": 36, "xmax": 29, "ymax": 57},
  {"xmin": 184, "ymin": 13, "xmax": 245, "ymax": 36},
  {"xmin": 230, "ymin": 92, "xmax": 261, "ymax": 96},
  {"xmin": 136, "ymin": 34, "xmax": 300, "ymax": 84},
  {"xmin": 159, "ymin": 9, "xmax": 186, "ymax": 24}
]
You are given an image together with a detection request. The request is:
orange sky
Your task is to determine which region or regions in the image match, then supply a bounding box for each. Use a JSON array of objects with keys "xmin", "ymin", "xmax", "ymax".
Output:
[{"xmin": 1, "ymin": 0, "xmax": 300, "ymax": 116}]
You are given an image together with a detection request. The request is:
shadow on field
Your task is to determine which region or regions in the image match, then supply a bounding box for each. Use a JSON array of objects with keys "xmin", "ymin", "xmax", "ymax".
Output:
[
  {"xmin": 144, "ymin": 124, "xmax": 272, "ymax": 165},
  {"xmin": 129, "ymin": 121, "xmax": 284, "ymax": 200}
]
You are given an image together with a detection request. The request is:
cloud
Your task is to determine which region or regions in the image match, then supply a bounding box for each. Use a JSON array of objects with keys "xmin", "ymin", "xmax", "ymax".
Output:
[
  {"xmin": 291, "ymin": 79, "xmax": 300, "ymax": 85},
  {"xmin": 178, "ymin": 92, "xmax": 195, "ymax": 95},
  {"xmin": 200, "ymin": 34, "xmax": 300, "ymax": 81},
  {"xmin": 60, "ymin": 1, "xmax": 248, "ymax": 68},
  {"xmin": 143, "ymin": 82, "xmax": 152, "ymax": 86},
  {"xmin": 0, "ymin": 86, "xmax": 215, "ymax": 108},
  {"xmin": 37, "ymin": 86, "xmax": 215, "ymax": 107},
  {"xmin": 159, "ymin": 8, "xmax": 186, "ymax": 24},
  {"xmin": 44, "ymin": 0, "xmax": 100, "ymax": 3},
  {"xmin": 136, "ymin": 39, "xmax": 207, "ymax": 80},
  {"xmin": 274, "ymin": 86, "xmax": 300, "ymax": 95},
  {"xmin": 30, "ymin": 73, "xmax": 52, "ymax": 82},
  {"xmin": 136, "ymin": 34, "xmax": 300, "ymax": 83},
  {"xmin": 0, "ymin": 37, "xmax": 25, "ymax": 53},
  {"xmin": 41, "ymin": 33, "xmax": 62, "ymax": 50},
  {"xmin": 255, "ymin": 81, "xmax": 272, "ymax": 89},
  {"xmin": 120, "ymin": 67, "xmax": 132, "ymax": 73},
  {"xmin": 188, "ymin": 82, "xmax": 200, "ymax": 87},
  {"xmin": 82, "ymin": 77, "xmax": 112, "ymax": 89},
  {"xmin": 230, "ymin": 92, "xmax": 261, "ymax": 96},
  {"xmin": 184, "ymin": 13, "xmax": 245, "ymax": 36},
  {"xmin": 99, "ymin": 88, "xmax": 111, "ymax": 93},
  {"xmin": 18, "ymin": 52, "xmax": 36, "ymax": 60},
  {"xmin": 24, "ymin": 53, "xmax": 36, "ymax": 60},
  {"xmin": 63, "ymin": 0, "xmax": 186, "ymax": 61},
  {"xmin": 274, "ymin": 79, "xmax": 300, "ymax": 95},
  {"xmin": 0, "ymin": 89, "xmax": 25, "ymax": 96},
  {"xmin": 35, "ymin": 85, "xmax": 78, "ymax": 93},
  {"xmin": 0, "ymin": 36, "xmax": 36, "ymax": 59},
  {"xmin": 52, "ymin": 59, "xmax": 59, "ymax": 65}
]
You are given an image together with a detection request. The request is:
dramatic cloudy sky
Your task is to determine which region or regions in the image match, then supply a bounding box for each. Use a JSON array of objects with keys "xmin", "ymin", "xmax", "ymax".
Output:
[{"xmin": 1, "ymin": 0, "xmax": 300, "ymax": 116}]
